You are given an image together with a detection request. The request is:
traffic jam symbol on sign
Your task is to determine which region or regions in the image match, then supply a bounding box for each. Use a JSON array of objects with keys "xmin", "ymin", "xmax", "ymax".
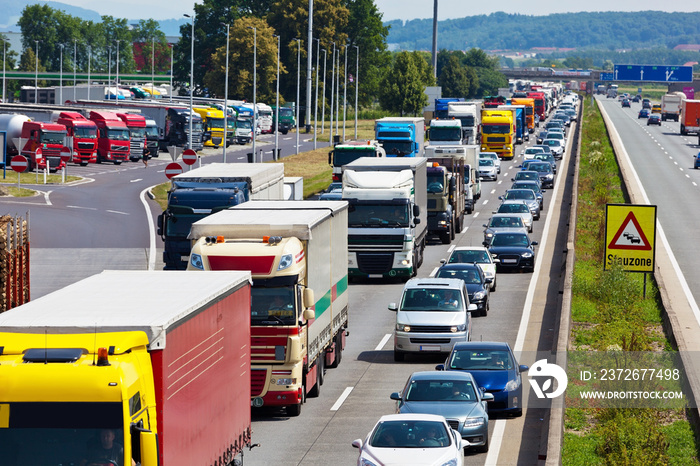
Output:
[{"xmin": 604, "ymin": 204, "xmax": 656, "ymax": 272}]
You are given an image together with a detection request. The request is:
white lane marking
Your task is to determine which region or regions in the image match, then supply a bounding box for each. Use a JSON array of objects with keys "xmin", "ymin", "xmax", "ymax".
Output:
[
  {"xmin": 42, "ymin": 190, "xmax": 52, "ymax": 205},
  {"xmin": 131, "ymin": 178, "xmax": 143, "ymax": 183},
  {"xmin": 482, "ymin": 200, "xmax": 489, "ymax": 205},
  {"xmin": 485, "ymin": 420, "xmax": 507, "ymax": 466},
  {"xmin": 374, "ymin": 334, "xmax": 392, "ymax": 351},
  {"xmin": 106, "ymin": 210, "xmax": 129, "ymax": 215},
  {"xmin": 238, "ymin": 156, "xmax": 245, "ymax": 160},
  {"xmin": 460, "ymin": 226, "xmax": 469, "ymax": 234},
  {"xmin": 473, "ymin": 212, "xmax": 480, "ymax": 218},
  {"xmin": 330, "ymin": 387, "xmax": 354, "ymax": 411},
  {"xmin": 491, "ymin": 189, "xmax": 496, "ymax": 194},
  {"xmin": 447, "ymin": 244, "xmax": 456, "ymax": 254},
  {"xmin": 142, "ymin": 186, "xmax": 158, "ymax": 271},
  {"xmin": 67, "ymin": 205, "xmax": 97, "ymax": 210},
  {"xmin": 429, "ymin": 267, "xmax": 438, "ymax": 278}
]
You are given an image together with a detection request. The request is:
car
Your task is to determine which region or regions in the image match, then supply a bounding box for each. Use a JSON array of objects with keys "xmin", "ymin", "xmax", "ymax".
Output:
[
  {"xmin": 319, "ymin": 191, "xmax": 343, "ymax": 200},
  {"xmin": 541, "ymin": 139, "xmax": 564, "ymax": 159},
  {"xmin": 326, "ymin": 181, "xmax": 342, "ymax": 193},
  {"xmin": 564, "ymin": 109, "xmax": 577, "ymax": 121},
  {"xmin": 352, "ymin": 413, "xmax": 466, "ymax": 466},
  {"xmin": 523, "ymin": 147, "xmax": 545, "ymax": 160},
  {"xmin": 499, "ymin": 188, "xmax": 541, "ymax": 220},
  {"xmin": 389, "ymin": 278, "xmax": 476, "ymax": 361},
  {"xmin": 525, "ymin": 161, "xmax": 555, "ymax": 189},
  {"xmin": 479, "ymin": 151, "xmax": 501, "ymax": 174},
  {"xmin": 390, "ymin": 371, "xmax": 493, "ymax": 452},
  {"xmin": 638, "ymin": 109, "xmax": 650, "ymax": 119},
  {"xmin": 545, "ymin": 121, "xmax": 564, "ymax": 132},
  {"xmin": 444, "ymin": 246, "xmax": 498, "ymax": 291},
  {"xmin": 647, "ymin": 114, "xmax": 661, "ymax": 126},
  {"xmin": 482, "ymin": 213, "xmax": 528, "ymax": 244},
  {"xmin": 437, "ymin": 341, "xmax": 529, "ymax": 416},
  {"xmin": 512, "ymin": 170, "xmax": 542, "ymax": 188},
  {"xmin": 483, "ymin": 231, "xmax": 538, "ymax": 272},
  {"xmin": 478, "ymin": 158, "xmax": 498, "ymax": 181},
  {"xmin": 543, "ymin": 131, "xmax": 565, "ymax": 146},
  {"xmin": 651, "ymin": 104, "xmax": 662, "ymax": 114},
  {"xmin": 642, "ymin": 99, "xmax": 651, "ymax": 109},
  {"xmin": 536, "ymin": 130, "xmax": 548, "ymax": 144},
  {"xmin": 494, "ymin": 200, "xmax": 534, "ymax": 233},
  {"xmin": 695, "ymin": 152, "xmax": 700, "ymax": 169},
  {"xmin": 632, "ymin": 95, "xmax": 641, "ymax": 103},
  {"xmin": 621, "ymin": 99, "xmax": 631, "ymax": 108},
  {"xmin": 511, "ymin": 180, "xmax": 544, "ymax": 210},
  {"xmin": 435, "ymin": 263, "xmax": 491, "ymax": 316},
  {"xmin": 532, "ymin": 152, "xmax": 557, "ymax": 174},
  {"xmin": 532, "ymin": 144, "xmax": 554, "ymax": 159}
]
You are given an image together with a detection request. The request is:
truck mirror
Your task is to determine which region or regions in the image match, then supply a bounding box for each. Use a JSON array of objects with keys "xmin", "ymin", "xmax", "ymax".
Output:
[
  {"xmin": 139, "ymin": 430, "xmax": 158, "ymax": 466},
  {"xmin": 303, "ymin": 288, "xmax": 315, "ymax": 310},
  {"xmin": 328, "ymin": 151, "xmax": 332, "ymax": 165},
  {"xmin": 413, "ymin": 218, "xmax": 420, "ymax": 225},
  {"xmin": 303, "ymin": 308, "xmax": 316, "ymax": 321},
  {"xmin": 413, "ymin": 205, "xmax": 420, "ymax": 217}
]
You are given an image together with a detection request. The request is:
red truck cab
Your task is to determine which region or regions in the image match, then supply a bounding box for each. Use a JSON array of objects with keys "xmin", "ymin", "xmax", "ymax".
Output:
[
  {"xmin": 527, "ymin": 91, "xmax": 547, "ymax": 123},
  {"xmin": 116, "ymin": 113, "xmax": 147, "ymax": 161},
  {"xmin": 20, "ymin": 121, "xmax": 68, "ymax": 172},
  {"xmin": 88, "ymin": 111, "xmax": 130, "ymax": 164},
  {"xmin": 55, "ymin": 111, "xmax": 98, "ymax": 165}
]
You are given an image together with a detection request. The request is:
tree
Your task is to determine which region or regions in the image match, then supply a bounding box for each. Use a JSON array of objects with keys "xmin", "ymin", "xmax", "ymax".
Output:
[
  {"xmin": 18, "ymin": 47, "xmax": 47, "ymax": 88},
  {"xmin": 438, "ymin": 54, "xmax": 472, "ymax": 98},
  {"xmin": 131, "ymin": 19, "xmax": 170, "ymax": 74},
  {"xmin": 379, "ymin": 51, "xmax": 434, "ymax": 116}
]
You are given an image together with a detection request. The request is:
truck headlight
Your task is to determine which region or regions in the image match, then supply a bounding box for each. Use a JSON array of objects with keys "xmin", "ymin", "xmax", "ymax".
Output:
[
  {"xmin": 278, "ymin": 254, "xmax": 293, "ymax": 270},
  {"xmin": 190, "ymin": 254, "xmax": 204, "ymax": 270}
]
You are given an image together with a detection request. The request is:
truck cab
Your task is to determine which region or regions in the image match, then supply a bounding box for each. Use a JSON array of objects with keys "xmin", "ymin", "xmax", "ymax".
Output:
[
  {"xmin": 328, "ymin": 141, "xmax": 386, "ymax": 182},
  {"xmin": 88, "ymin": 111, "xmax": 130, "ymax": 165},
  {"xmin": 116, "ymin": 113, "xmax": 147, "ymax": 161},
  {"xmin": 20, "ymin": 121, "xmax": 68, "ymax": 172},
  {"xmin": 193, "ymin": 107, "xmax": 226, "ymax": 147},
  {"xmin": 428, "ymin": 119, "xmax": 463, "ymax": 146},
  {"xmin": 375, "ymin": 117, "xmax": 425, "ymax": 157},
  {"xmin": 55, "ymin": 111, "xmax": 97, "ymax": 165},
  {"xmin": 273, "ymin": 106, "xmax": 296, "ymax": 134},
  {"xmin": 480, "ymin": 110, "xmax": 515, "ymax": 159},
  {"xmin": 144, "ymin": 119, "xmax": 159, "ymax": 158}
]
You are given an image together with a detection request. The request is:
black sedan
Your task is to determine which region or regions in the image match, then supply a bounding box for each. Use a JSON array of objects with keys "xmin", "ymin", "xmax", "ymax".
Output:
[
  {"xmin": 483, "ymin": 231, "xmax": 538, "ymax": 272},
  {"xmin": 647, "ymin": 114, "xmax": 662, "ymax": 126},
  {"xmin": 435, "ymin": 263, "xmax": 492, "ymax": 316}
]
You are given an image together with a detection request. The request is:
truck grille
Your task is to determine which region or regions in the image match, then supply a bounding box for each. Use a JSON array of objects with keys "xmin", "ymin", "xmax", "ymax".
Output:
[
  {"xmin": 349, "ymin": 234, "xmax": 404, "ymax": 252},
  {"xmin": 427, "ymin": 199, "xmax": 437, "ymax": 209},
  {"xmin": 487, "ymin": 136, "xmax": 506, "ymax": 143},
  {"xmin": 112, "ymin": 144, "xmax": 129, "ymax": 152},
  {"xmin": 410, "ymin": 338, "xmax": 452, "ymax": 344},
  {"xmin": 77, "ymin": 142, "xmax": 94, "ymax": 150},
  {"xmin": 251, "ymin": 369, "xmax": 267, "ymax": 397},
  {"xmin": 356, "ymin": 253, "xmax": 394, "ymax": 274},
  {"xmin": 129, "ymin": 140, "xmax": 142, "ymax": 157}
]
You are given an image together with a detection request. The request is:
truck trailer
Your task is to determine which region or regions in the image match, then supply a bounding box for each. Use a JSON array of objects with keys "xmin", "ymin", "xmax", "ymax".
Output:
[
  {"xmin": 661, "ymin": 92, "xmax": 686, "ymax": 122},
  {"xmin": 681, "ymin": 100, "xmax": 700, "ymax": 136},
  {"xmin": 425, "ymin": 145, "xmax": 466, "ymax": 243},
  {"xmin": 447, "ymin": 101, "xmax": 481, "ymax": 145},
  {"xmin": 0, "ymin": 270, "xmax": 252, "ymax": 466},
  {"xmin": 158, "ymin": 163, "xmax": 285, "ymax": 270},
  {"xmin": 187, "ymin": 201, "xmax": 349, "ymax": 417},
  {"xmin": 342, "ymin": 157, "xmax": 428, "ymax": 279}
]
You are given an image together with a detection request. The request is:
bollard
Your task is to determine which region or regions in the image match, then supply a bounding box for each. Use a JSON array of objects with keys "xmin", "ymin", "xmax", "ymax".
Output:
[
  {"xmin": 259, "ymin": 149, "xmax": 264, "ymax": 163},
  {"xmin": 333, "ymin": 135, "xmax": 340, "ymax": 146},
  {"xmin": 276, "ymin": 148, "xmax": 281, "ymax": 161},
  {"xmin": 246, "ymin": 152, "xmax": 254, "ymax": 163}
]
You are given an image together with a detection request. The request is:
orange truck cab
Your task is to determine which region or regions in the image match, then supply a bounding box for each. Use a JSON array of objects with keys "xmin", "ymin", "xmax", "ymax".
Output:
[
  {"xmin": 116, "ymin": 113, "xmax": 147, "ymax": 161},
  {"xmin": 55, "ymin": 112, "xmax": 98, "ymax": 165},
  {"xmin": 88, "ymin": 111, "xmax": 130, "ymax": 164},
  {"xmin": 20, "ymin": 121, "xmax": 68, "ymax": 172}
]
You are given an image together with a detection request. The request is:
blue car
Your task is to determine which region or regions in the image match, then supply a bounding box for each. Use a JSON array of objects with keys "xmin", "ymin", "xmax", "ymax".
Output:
[
  {"xmin": 437, "ymin": 341, "xmax": 529, "ymax": 416},
  {"xmin": 695, "ymin": 152, "xmax": 700, "ymax": 169}
]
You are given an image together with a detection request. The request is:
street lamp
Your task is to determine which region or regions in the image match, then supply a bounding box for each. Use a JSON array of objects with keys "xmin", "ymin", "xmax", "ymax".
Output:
[
  {"xmin": 274, "ymin": 35, "xmax": 281, "ymax": 160},
  {"xmin": 151, "ymin": 38, "xmax": 155, "ymax": 96},
  {"xmin": 115, "ymin": 39, "xmax": 121, "ymax": 105},
  {"xmin": 107, "ymin": 47, "xmax": 112, "ymax": 99},
  {"xmin": 321, "ymin": 48, "xmax": 326, "ymax": 136},
  {"xmin": 58, "ymin": 44, "xmax": 64, "ymax": 104},
  {"xmin": 353, "ymin": 44, "xmax": 359, "ymax": 139},
  {"xmin": 294, "ymin": 38, "xmax": 300, "ymax": 155},
  {"xmin": 2, "ymin": 40, "xmax": 5, "ymax": 103},
  {"xmin": 87, "ymin": 46, "xmax": 91, "ymax": 101},
  {"xmin": 335, "ymin": 50, "xmax": 340, "ymax": 136},
  {"xmin": 221, "ymin": 22, "xmax": 230, "ymax": 162},
  {"xmin": 184, "ymin": 13, "xmax": 195, "ymax": 150},
  {"xmin": 248, "ymin": 26, "xmax": 257, "ymax": 160},
  {"xmin": 343, "ymin": 45, "xmax": 348, "ymax": 141},
  {"xmin": 330, "ymin": 42, "xmax": 335, "ymax": 142},
  {"xmin": 34, "ymin": 40, "xmax": 40, "ymax": 104},
  {"xmin": 169, "ymin": 44, "xmax": 173, "ymax": 103},
  {"xmin": 313, "ymin": 38, "xmax": 319, "ymax": 149}
]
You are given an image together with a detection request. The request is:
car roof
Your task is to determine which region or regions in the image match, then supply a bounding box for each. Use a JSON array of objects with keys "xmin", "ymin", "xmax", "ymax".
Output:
[
  {"xmin": 452, "ymin": 341, "xmax": 512, "ymax": 351},
  {"xmin": 377, "ymin": 413, "xmax": 449, "ymax": 423},
  {"xmin": 438, "ymin": 262, "xmax": 481, "ymax": 271},
  {"xmin": 452, "ymin": 246, "xmax": 489, "ymax": 252},
  {"xmin": 404, "ymin": 277, "xmax": 465, "ymax": 290},
  {"xmin": 407, "ymin": 370, "xmax": 477, "ymax": 382}
]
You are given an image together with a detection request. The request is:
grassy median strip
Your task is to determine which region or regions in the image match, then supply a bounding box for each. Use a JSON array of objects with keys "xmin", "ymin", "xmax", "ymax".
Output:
[{"xmin": 561, "ymin": 99, "xmax": 699, "ymax": 465}]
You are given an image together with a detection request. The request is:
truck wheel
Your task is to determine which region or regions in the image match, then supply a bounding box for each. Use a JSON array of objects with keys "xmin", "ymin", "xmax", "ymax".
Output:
[
  {"xmin": 287, "ymin": 403, "xmax": 302, "ymax": 417},
  {"xmin": 440, "ymin": 232, "xmax": 451, "ymax": 244},
  {"xmin": 450, "ymin": 221, "xmax": 456, "ymax": 241},
  {"xmin": 114, "ymin": 161, "xmax": 122, "ymax": 165},
  {"xmin": 328, "ymin": 332, "xmax": 343, "ymax": 368},
  {"xmin": 308, "ymin": 359, "xmax": 323, "ymax": 398},
  {"xmin": 96, "ymin": 152, "xmax": 102, "ymax": 164}
]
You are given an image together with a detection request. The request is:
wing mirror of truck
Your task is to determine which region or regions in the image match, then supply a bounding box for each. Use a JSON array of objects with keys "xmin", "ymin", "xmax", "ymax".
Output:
[
  {"xmin": 328, "ymin": 151, "xmax": 332, "ymax": 165},
  {"xmin": 303, "ymin": 308, "xmax": 316, "ymax": 321},
  {"xmin": 413, "ymin": 205, "xmax": 420, "ymax": 217},
  {"xmin": 303, "ymin": 288, "xmax": 315, "ymax": 310}
]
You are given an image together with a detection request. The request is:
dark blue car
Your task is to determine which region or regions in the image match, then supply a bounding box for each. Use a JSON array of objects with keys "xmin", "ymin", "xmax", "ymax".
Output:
[
  {"xmin": 435, "ymin": 263, "xmax": 491, "ymax": 317},
  {"xmin": 437, "ymin": 341, "xmax": 529, "ymax": 416},
  {"xmin": 483, "ymin": 231, "xmax": 538, "ymax": 272}
]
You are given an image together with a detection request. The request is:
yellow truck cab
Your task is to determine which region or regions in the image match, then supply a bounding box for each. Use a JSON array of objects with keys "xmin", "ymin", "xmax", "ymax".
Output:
[
  {"xmin": 193, "ymin": 107, "xmax": 226, "ymax": 147},
  {"xmin": 480, "ymin": 110, "xmax": 515, "ymax": 159}
]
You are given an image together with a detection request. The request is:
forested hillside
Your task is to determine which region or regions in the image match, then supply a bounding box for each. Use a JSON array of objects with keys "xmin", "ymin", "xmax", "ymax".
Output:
[{"xmin": 386, "ymin": 11, "xmax": 700, "ymax": 52}]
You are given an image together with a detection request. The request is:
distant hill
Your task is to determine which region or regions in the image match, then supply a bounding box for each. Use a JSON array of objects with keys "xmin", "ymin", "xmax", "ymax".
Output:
[
  {"xmin": 386, "ymin": 11, "xmax": 700, "ymax": 52},
  {"xmin": 0, "ymin": 0, "xmax": 185, "ymax": 36}
]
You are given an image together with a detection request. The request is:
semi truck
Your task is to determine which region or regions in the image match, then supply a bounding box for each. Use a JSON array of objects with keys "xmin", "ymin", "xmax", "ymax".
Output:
[
  {"xmin": 54, "ymin": 112, "xmax": 98, "ymax": 165},
  {"xmin": 0, "ymin": 115, "xmax": 68, "ymax": 172},
  {"xmin": 328, "ymin": 140, "xmax": 386, "ymax": 182},
  {"xmin": 435, "ymin": 97, "xmax": 464, "ymax": 119},
  {"xmin": 158, "ymin": 163, "xmax": 285, "ymax": 270},
  {"xmin": 447, "ymin": 101, "xmax": 481, "ymax": 145},
  {"xmin": 480, "ymin": 109, "xmax": 515, "ymax": 159},
  {"xmin": 0, "ymin": 270, "xmax": 253, "ymax": 466},
  {"xmin": 144, "ymin": 118, "xmax": 159, "ymax": 158},
  {"xmin": 116, "ymin": 113, "xmax": 147, "ymax": 162},
  {"xmin": 257, "ymin": 103, "xmax": 274, "ymax": 133},
  {"xmin": 193, "ymin": 107, "xmax": 226, "ymax": 147},
  {"xmin": 681, "ymin": 100, "xmax": 700, "ymax": 136},
  {"xmin": 187, "ymin": 200, "xmax": 349, "ymax": 417},
  {"xmin": 427, "ymin": 118, "xmax": 463, "ymax": 146},
  {"xmin": 233, "ymin": 105, "xmax": 255, "ymax": 143},
  {"xmin": 88, "ymin": 111, "xmax": 130, "ymax": 165},
  {"xmin": 527, "ymin": 91, "xmax": 547, "ymax": 122},
  {"xmin": 272, "ymin": 105, "xmax": 296, "ymax": 134},
  {"xmin": 375, "ymin": 117, "xmax": 425, "ymax": 157},
  {"xmin": 425, "ymin": 145, "xmax": 466, "ymax": 243},
  {"xmin": 661, "ymin": 92, "xmax": 686, "ymax": 122},
  {"xmin": 496, "ymin": 104, "xmax": 528, "ymax": 144},
  {"xmin": 342, "ymin": 157, "xmax": 428, "ymax": 279},
  {"xmin": 462, "ymin": 144, "xmax": 482, "ymax": 209},
  {"xmin": 510, "ymin": 97, "xmax": 535, "ymax": 133}
]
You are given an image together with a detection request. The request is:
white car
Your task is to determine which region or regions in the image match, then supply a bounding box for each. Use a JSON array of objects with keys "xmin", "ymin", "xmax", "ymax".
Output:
[
  {"xmin": 444, "ymin": 246, "xmax": 498, "ymax": 291},
  {"xmin": 494, "ymin": 200, "xmax": 534, "ymax": 233},
  {"xmin": 479, "ymin": 151, "xmax": 501, "ymax": 174},
  {"xmin": 522, "ymin": 147, "xmax": 545, "ymax": 160},
  {"xmin": 478, "ymin": 158, "xmax": 498, "ymax": 181},
  {"xmin": 542, "ymin": 138, "xmax": 564, "ymax": 158},
  {"xmin": 352, "ymin": 413, "xmax": 466, "ymax": 466}
]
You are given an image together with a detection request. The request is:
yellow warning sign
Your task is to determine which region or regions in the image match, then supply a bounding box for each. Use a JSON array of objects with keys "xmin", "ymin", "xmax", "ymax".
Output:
[{"xmin": 605, "ymin": 204, "xmax": 656, "ymax": 272}]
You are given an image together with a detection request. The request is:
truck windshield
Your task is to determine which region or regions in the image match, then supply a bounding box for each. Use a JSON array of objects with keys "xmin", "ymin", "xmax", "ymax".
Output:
[
  {"xmin": 130, "ymin": 127, "xmax": 146, "ymax": 138},
  {"xmin": 429, "ymin": 127, "xmax": 461, "ymax": 141},
  {"xmin": 379, "ymin": 141, "xmax": 413, "ymax": 157},
  {"xmin": 457, "ymin": 116, "xmax": 474, "ymax": 127},
  {"xmin": 145, "ymin": 126, "xmax": 159, "ymax": 137},
  {"xmin": 348, "ymin": 203, "xmax": 409, "ymax": 227},
  {"xmin": 279, "ymin": 108, "xmax": 294, "ymax": 117},
  {"xmin": 0, "ymin": 402, "xmax": 124, "ymax": 466},
  {"xmin": 40, "ymin": 131, "xmax": 66, "ymax": 144},
  {"xmin": 74, "ymin": 127, "xmax": 97, "ymax": 138},
  {"xmin": 237, "ymin": 119, "xmax": 252, "ymax": 129},
  {"xmin": 427, "ymin": 173, "xmax": 445, "ymax": 193},
  {"xmin": 107, "ymin": 128, "xmax": 130, "ymax": 140},
  {"xmin": 208, "ymin": 118, "xmax": 225, "ymax": 129},
  {"xmin": 251, "ymin": 286, "xmax": 297, "ymax": 325},
  {"xmin": 333, "ymin": 148, "xmax": 376, "ymax": 166},
  {"xmin": 482, "ymin": 124, "xmax": 510, "ymax": 134}
]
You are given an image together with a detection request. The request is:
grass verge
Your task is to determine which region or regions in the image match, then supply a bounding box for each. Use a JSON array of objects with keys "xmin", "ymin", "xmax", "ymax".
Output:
[{"xmin": 562, "ymin": 98, "xmax": 699, "ymax": 464}]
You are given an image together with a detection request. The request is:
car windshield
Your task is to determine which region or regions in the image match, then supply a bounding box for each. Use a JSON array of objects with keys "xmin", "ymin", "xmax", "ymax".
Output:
[
  {"xmin": 544, "ymin": 140, "xmax": 561, "ymax": 147},
  {"xmin": 498, "ymin": 203, "xmax": 529, "ymax": 213},
  {"xmin": 505, "ymin": 190, "xmax": 535, "ymax": 201},
  {"xmin": 530, "ymin": 164, "xmax": 551, "ymax": 173},
  {"xmin": 448, "ymin": 250, "xmax": 490, "ymax": 264},
  {"xmin": 525, "ymin": 149, "xmax": 543, "ymax": 155},
  {"xmin": 533, "ymin": 154, "xmax": 554, "ymax": 163},
  {"xmin": 515, "ymin": 172, "xmax": 538, "ymax": 182},
  {"xmin": 490, "ymin": 233, "xmax": 530, "ymax": 247},
  {"xmin": 512, "ymin": 183, "xmax": 539, "ymax": 193},
  {"xmin": 436, "ymin": 268, "xmax": 483, "ymax": 285},
  {"xmin": 448, "ymin": 349, "xmax": 514, "ymax": 371},
  {"xmin": 400, "ymin": 288, "xmax": 464, "ymax": 311},
  {"xmin": 404, "ymin": 379, "xmax": 477, "ymax": 402},
  {"xmin": 479, "ymin": 159, "xmax": 494, "ymax": 167},
  {"xmin": 488, "ymin": 216, "xmax": 524, "ymax": 228},
  {"xmin": 370, "ymin": 420, "xmax": 450, "ymax": 448}
]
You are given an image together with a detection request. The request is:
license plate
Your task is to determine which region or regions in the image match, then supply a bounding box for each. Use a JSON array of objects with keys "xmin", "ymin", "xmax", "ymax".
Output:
[
  {"xmin": 420, "ymin": 345, "xmax": 441, "ymax": 352},
  {"xmin": 368, "ymin": 274, "xmax": 384, "ymax": 279},
  {"xmin": 502, "ymin": 259, "xmax": 517, "ymax": 264}
]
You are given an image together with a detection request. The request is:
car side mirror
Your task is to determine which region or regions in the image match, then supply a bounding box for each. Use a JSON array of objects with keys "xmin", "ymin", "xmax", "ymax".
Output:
[
  {"xmin": 482, "ymin": 242, "xmax": 489, "ymax": 247},
  {"xmin": 467, "ymin": 304, "xmax": 477, "ymax": 312},
  {"xmin": 482, "ymin": 392, "xmax": 495, "ymax": 402},
  {"xmin": 531, "ymin": 241, "xmax": 538, "ymax": 246},
  {"xmin": 388, "ymin": 302, "xmax": 398, "ymax": 312},
  {"xmin": 519, "ymin": 364, "xmax": 530, "ymax": 372},
  {"xmin": 351, "ymin": 439, "xmax": 363, "ymax": 449},
  {"xmin": 390, "ymin": 392, "xmax": 401, "ymax": 401},
  {"xmin": 435, "ymin": 364, "xmax": 445, "ymax": 371},
  {"xmin": 484, "ymin": 278, "xmax": 493, "ymax": 284}
]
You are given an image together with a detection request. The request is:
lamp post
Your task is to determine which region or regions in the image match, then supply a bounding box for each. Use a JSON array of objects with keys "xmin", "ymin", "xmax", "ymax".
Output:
[
  {"xmin": 73, "ymin": 39, "xmax": 77, "ymax": 101},
  {"xmin": 313, "ymin": 37, "xmax": 319, "ymax": 149},
  {"xmin": 329, "ymin": 43, "xmax": 335, "ymax": 142},
  {"xmin": 321, "ymin": 48, "xmax": 326, "ymax": 136},
  {"xmin": 151, "ymin": 37, "xmax": 155, "ymax": 96},
  {"xmin": 274, "ymin": 34, "xmax": 280, "ymax": 160},
  {"xmin": 115, "ymin": 39, "xmax": 121, "ymax": 105},
  {"xmin": 2, "ymin": 40, "xmax": 5, "ymax": 103},
  {"xmin": 353, "ymin": 44, "xmax": 359, "ymax": 139},
  {"xmin": 305, "ymin": 0, "xmax": 313, "ymax": 133},
  {"xmin": 169, "ymin": 44, "xmax": 173, "ymax": 103},
  {"xmin": 34, "ymin": 40, "xmax": 40, "ymax": 104},
  {"xmin": 336, "ymin": 50, "xmax": 340, "ymax": 136},
  {"xmin": 248, "ymin": 26, "xmax": 257, "ymax": 160},
  {"xmin": 343, "ymin": 45, "xmax": 348, "ymax": 142},
  {"xmin": 183, "ymin": 13, "xmax": 195, "ymax": 150},
  {"xmin": 221, "ymin": 23, "xmax": 230, "ymax": 162},
  {"xmin": 107, "ymin": 47, "xmax": 111, "ymax": 99},
  {"xmin": 87, "ymin": 46, "xmax": 91, "ymax": 101},
  {"xmin": 58, "ymin": 44, "xmax": 64, "ymax": 104},
  {"xmin": 294, "ymin": 38, "xmax": 300, "ymax": 155}
]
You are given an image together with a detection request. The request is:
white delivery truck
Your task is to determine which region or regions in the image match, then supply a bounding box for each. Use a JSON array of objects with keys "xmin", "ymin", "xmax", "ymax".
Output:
[
  {"xmin": 428, "ymin": 118, "xmax": 463, "ymax": 145},
  {"xmin": 342, "ymin": 157, "xmax": 427, "ymax": 280},
  {"xmin": 448, "ymin": 101, "xmax": 481, "ymax": 145},
  {"xmin": 187, "ymin": 200, "xmax": 349, "ymax": 417},
  {"xmin": 661, "ymin": 92, "xmax": 685, "ymax": 122}
]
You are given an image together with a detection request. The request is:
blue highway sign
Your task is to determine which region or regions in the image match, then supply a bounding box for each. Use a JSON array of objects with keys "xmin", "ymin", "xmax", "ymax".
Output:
[
  {"xmin": 600, "ymin": 72, "xmax": 614, "ymax": 81},
  {"xmin": 614, "ymin": 64, "xmax": 693, "ymax": 83}
]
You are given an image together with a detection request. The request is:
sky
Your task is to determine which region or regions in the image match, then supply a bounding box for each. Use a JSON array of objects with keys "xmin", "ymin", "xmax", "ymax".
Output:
[{"xmin": 48, "ymin": 0, "xmax": 700, "ymax": 22}]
